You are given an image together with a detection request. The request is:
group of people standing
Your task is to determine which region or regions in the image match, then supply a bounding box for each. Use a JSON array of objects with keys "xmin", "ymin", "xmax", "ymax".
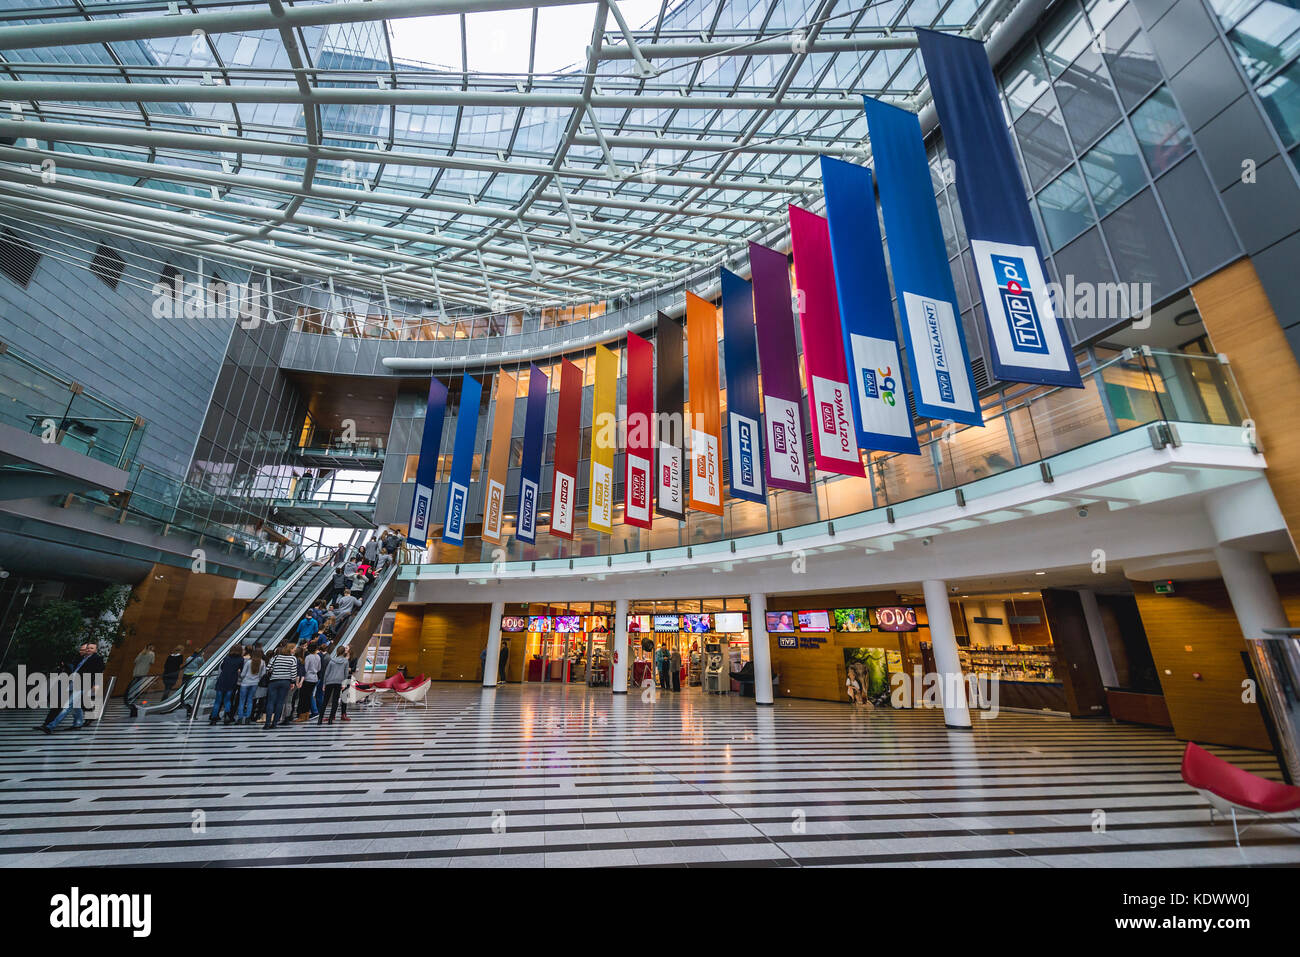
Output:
[{"xmin": 209, "ymin": 638, "xmax": 357, "ymax": 728}]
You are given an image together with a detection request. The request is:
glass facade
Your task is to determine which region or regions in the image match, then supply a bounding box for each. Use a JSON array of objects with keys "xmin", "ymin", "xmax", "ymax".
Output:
[{"xmin": 1211, "ymin": 0, "xmax": 1300, "ymax": 165}]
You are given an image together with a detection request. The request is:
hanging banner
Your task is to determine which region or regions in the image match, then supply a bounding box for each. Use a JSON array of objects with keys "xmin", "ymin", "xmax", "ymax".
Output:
[
  {"xmin": 441, "ymin": 373, "xmax": 483, "ymax": 547},
  {"xmin": 480, "ymin": 369, "xmax": 517, "ymax": 546},
  {"xmin": 863, "ymin": 97, "xmax": 983, "ymax": 427},
  {"xmin": 624, "ymin": 330, "xmax": 654, "ymax": 530},
  {"xmin": 405, "ymin": 376, "xmax": 448, "ymax": 548},
  {"xmin": 917, "ymin": 29, "xmax": 1082, "ymax": 389},
  {"xmin": 819, "ymin": 156, "xmax": 921, "ymax": 456},
  {"xmin": 685, "ymin": 292, "xmax": 724, "ymax": 515},
  {"xmin": 516, "ymin": 363, "xmax": 548, "ymax": 545},
  {"xmin": 719, "ymin": 268, "xmax": 765, "ymax": 503},
  {"xmin": 588, "ymin": 344, "xmax": 618, "ymax": 534},
  {"xmin": 655, "ymin": 312, "xmax": 686, "ymax": 519},
  {"xmin": 788, "ymin": 204, "xmax": 867, "ymax": 478},
  {"xmin": 549, "ymin": 359, "xmax": 582, "ymax": 540},
  {"xmin": 747, "ymin": 242, "xmax": 811, "ymax": 493}
]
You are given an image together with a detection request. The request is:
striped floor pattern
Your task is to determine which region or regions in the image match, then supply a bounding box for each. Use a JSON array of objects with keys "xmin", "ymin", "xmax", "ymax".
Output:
[{"xmin": 1, "ymin": 682, "xmax": 1298, "ymax": 868}]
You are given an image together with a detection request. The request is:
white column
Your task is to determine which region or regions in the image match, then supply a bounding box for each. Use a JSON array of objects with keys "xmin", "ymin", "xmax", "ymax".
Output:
[
  {"xmin": 1077, "ymin": 589, "xmax": 1119, "ymax": 688},
  {"xmin": 749, "ymin": 592, "xmax": 774, "ymax": 706},
  {"xmin": 1215, "ymin": 546, "xmax": 1290, "ymax": 642},
  {"xmin": 612, "ymin": 597, "xmax": 629, "ymax": 694},
  {"xmin": 922, "ymin": 579, "xmax": 971, "ymax": 728},
  {"xmin": 482, "ymin": 599, "xmax": 503, "ymax": 688}
]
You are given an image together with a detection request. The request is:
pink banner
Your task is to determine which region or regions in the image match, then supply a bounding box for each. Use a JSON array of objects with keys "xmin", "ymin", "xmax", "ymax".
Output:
[{"xmin": 788, "ymin": 204, "xmax": 865, "ymax": 478}]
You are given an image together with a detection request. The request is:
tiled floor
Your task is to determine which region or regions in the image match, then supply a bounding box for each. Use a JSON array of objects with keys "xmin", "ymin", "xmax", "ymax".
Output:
[{"xmin": 1, "ymin": 682, "xmax": 1298, "ymax": 868}]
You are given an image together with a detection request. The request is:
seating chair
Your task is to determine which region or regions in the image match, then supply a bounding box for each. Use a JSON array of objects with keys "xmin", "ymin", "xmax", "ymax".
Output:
[
  {"xmin": 395, "ymin": 678, "xmax": 432, "ymax": 709},
  {"xmin": 1181, "ymin": 741, "xmax": 1300, "ymax": 845}
]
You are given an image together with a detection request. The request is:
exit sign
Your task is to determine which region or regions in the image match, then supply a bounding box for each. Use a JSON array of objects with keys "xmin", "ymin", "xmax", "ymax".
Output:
[{"xmin": 1154, "ymin": 581, "xmax": 1175, "ymax": 595}]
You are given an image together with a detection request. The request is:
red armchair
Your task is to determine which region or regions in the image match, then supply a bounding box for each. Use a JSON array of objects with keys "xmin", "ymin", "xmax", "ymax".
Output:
[{"xmin": 1181, "ymin": 741, "xmax": 1300, "ymax": 845}]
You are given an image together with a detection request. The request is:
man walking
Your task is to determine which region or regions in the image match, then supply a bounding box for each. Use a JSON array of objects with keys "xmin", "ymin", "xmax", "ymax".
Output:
[{"xmin": 41, "ymin": 641, "xmax": 105, "ymax": 733}]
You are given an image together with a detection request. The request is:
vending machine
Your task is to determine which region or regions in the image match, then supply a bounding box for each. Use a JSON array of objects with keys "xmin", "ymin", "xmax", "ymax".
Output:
[{"xmin": 703, "ymin": 639, "xmax": 730, "ymax": 694}]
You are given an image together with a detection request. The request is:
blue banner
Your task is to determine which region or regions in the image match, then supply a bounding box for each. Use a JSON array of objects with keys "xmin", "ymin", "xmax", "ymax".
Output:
[
  {"xmin": 441, "ymin": 373, "xmax": 482, "ymax": 547},
  {"xmin": 719, "ymin": 268, "xmax": 766, "ymax": 503},
  {"xmin": 406, "ymin": 375, "xmax": 448, "ymax": 548},
  {"xmin": 917, "ymin": 29, "xmax": 1082, "ymax": 389},
  {"xmin": 863, "ymin": 97, "xmax": 983, "ymax": 427},
  {"xmin": 820, "ymin": 156, "xmax": 921, "ymax": 456},
  {"xmin": 515, "ymin": 364, "xmax": 548, "ymax": 545}
]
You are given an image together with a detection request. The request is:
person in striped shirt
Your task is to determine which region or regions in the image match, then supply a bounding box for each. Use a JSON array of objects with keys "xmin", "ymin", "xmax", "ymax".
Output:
[{"xmin": 263, "ymin": 642, "xmax": 301, "ymax": 730}]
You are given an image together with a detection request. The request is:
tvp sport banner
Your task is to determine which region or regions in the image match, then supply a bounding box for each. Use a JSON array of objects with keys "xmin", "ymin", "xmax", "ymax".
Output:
[
  {"xmin": 720, "ymin": 268, "xmax": 765, "ymax": 503},
  {"xmin": 819, "ymin": 155, "xmax": 921, "ymax": 455},
  {"xmin": 406, "ymin": 375, "xmax": 448, "ymax": 548},
  {"xmin": 863, "ymin": 97, "xmax": 983, "ymax": 427},
  {"xmin": 480, "ymin": 369, "xmax": 516, "ymax": 546},
  {"xmin": 917, "ymin": 29, "xmax": 1081, "ymax": 389},
  {"xmin": 549, "ymin": 359, "xmax": 582, "ymax": 540},
  {"xmin": 685, "ymin": 291, "xmax": 723, "ymax": 515},
  {"xmin": 515, "ymin": 363, "xmax": 548, "ymax": 545},
  {"xmin": 624, "ymin": 329, "xmax": 654, "ymax": 530},
  {"xmin": 440, "ymin": 373, "xmax": 482, "ymax": 547},
  {"xmin": 588, "ymin": 343, "xmax": 618, "ymax": 534}
]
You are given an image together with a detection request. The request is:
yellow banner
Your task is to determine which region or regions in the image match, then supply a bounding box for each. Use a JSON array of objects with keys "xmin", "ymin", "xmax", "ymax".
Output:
[
  {"xmin": 480, "ymin": 369, "xmax": 516, "ymax": 545},
  {"xmin": 588, "ymin": 344, "xmax": 617, "ymax": 534}
]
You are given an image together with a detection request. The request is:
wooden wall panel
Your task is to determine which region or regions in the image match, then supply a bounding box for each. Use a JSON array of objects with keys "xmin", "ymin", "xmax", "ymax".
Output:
[
  {"xmin": 387, "ymin": 603, "xmax": 491, "ymax": 682},
  {"xmin": 1133, "ymin": 579, "xmax": 1273, "ymax": 751},
  {"xmin": 1192, "ymin": 258, "xmax": 1300, "ymax": 557}
]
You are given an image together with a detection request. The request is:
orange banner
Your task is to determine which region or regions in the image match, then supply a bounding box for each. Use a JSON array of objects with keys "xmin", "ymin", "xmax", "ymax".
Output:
[
  {"xmin": 480, "ymin": 369, "xmax": 517, "ymax": 545},
  {"xmin": 686, "ymin": 292, "xmax": 723, "ymax": 515}
]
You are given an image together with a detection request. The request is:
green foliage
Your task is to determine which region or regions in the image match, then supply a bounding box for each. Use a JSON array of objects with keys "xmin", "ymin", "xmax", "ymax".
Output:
[{"xmin": 7, "ymin": 585, "xmax": 136, "ymax": 671}]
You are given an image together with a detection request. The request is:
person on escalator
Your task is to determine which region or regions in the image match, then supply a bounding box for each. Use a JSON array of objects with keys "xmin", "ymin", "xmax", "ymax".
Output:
[
  {"xmin": 161, "ymin": 645, "xmax": 184, "ymax": 697},
  {"xmin": 330, "ymin": 589, "xmax": 361, "ymax": 627},
  {"xmin": 210, "ymin": 645, "xmax": 243, "ymax": 725},
  {"xmin": 295, "ymin": 613, "xmax": 319, "ymax": 647}
]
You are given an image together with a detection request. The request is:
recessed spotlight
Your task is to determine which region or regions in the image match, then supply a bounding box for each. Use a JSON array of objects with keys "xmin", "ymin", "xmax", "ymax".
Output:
[{"xmin": 1035, "ymin": 571, "xmax": 1045, "ymax": 575}]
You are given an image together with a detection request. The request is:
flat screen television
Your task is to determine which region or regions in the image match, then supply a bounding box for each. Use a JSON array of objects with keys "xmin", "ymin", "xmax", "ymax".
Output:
[
  {"xmin": 584, "ymin": 615, "xmax": 609, "ymax": 633},
  {"xmin": 527, "ymin": 615, "xmax": 552, "ymax": 632},
  {"xmin": 833, "ymin": 608, "xmax": 871, "ymax": 632},
  {"xmin": 627, "ymin": 615, "xmax": 651, "ymax": 633},
  {"xmin": 500, "ymin": 616, "xmax": 527, "ymax": 633},
  {"xmin": 553, "ymin": 615, "xmax": 580, "ymax": 633},
  {"xmin": 653, "ymin": 614, "xmax": 680, "ymax": 632},
  {"xmin": 765, "ymin": 611, "xmax": 796, "ymax": 633},
  {"xmin": 681, "ymin": 613, "xmax": 711, "ymax": 633},
  {"xmin": 713, "ymin": 612, "xmax": 744, "ymax": 633},
  {"xmin": 798, "ymin": 610, "xmax": 830, "ymax": 632},
  {"xmin": 875, "ymin": 606, "xmax": 918, "ymax": 632}
]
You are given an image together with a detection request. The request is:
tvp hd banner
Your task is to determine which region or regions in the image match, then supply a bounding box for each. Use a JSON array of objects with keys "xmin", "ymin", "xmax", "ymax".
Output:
[
  {"xmin": 480, "ymin": 369, "xmax": 516, "ymax": 546},
  {"xmin": 719, "ymin": 268, "xmax": 766, "ymax": 503},
  {"xmin": 515, "ymin": 363, "xmax": 548, "ymax": 546},
  {"xmin": 549, "ymin": 358, "xmax": 582, "ymax": 540},
  {"xmin": 863, "ymin": 96, "xmax": 983, "ymax": 427},
  {"xmin": 685, "ymin": 291, "xmax": 723, "ymax": 515},
  {"xmin": 440, "ymin": 372, "xmax": 482, "ymax": 547},
  {"xmin": 819, "ymin": 155, "xmax": 921, "ymax": 455},
  {"xmin": 624, "ymin": 329, "xmax": 654, "ymax": 530},
  {"xmin": 406, "ymin": 375, "xmax": 448, "ymax": 548},
  {"xmin": 588, "ymin": 343, "xmax": 618, "ymax": 534},
  {"xmin": 917, "ymin": 29, "xmax": 1082, "ymax": 389}
]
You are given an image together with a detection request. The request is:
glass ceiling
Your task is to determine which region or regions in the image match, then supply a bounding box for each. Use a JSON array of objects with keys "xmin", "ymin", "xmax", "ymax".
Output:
[{"xmin": 0, "ymin": 0, "xmax": 1003, "ymax": 320}]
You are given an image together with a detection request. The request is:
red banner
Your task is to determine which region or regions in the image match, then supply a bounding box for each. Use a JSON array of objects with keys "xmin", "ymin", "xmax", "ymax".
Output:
[
  {"xmin": 549, "ymin": 358, "xmax": 582, "ymax": 540},
  {"xmin": 624, "ymin": 330, "xmax": 654, "ymax": 529}
]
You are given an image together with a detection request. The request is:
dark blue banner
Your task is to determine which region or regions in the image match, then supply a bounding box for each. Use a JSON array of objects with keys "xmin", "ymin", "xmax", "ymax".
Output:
[
  {"xmin": 719, "ymin": 268, "xmax": 765, "ymax": 503},
  {"xmin": 515, "ymin": 363, "xmax": 548, "ymax": 545},
  {"xmin": 820, "ymin": 156, "xmax": 921, "ymax": 455},
  {"xmin": 863, "ymin": 96, "xmax": 982, "ymax": 427},
  {"xmin": 917, "ymin": 29, "xmax": 1082, "ymax": 389},
  {"xmin": 441, "ymin": 373, "xmax": 482, "ymax": 547},
  {"xmin": 406, "ymin": 375, "xmax": 448, "ymax": 548}
]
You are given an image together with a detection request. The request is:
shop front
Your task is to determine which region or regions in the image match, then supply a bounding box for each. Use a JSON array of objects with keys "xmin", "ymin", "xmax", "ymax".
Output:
[{"xmin": 627, "ymin": 599, "xmax": 752, "ymax": 692}]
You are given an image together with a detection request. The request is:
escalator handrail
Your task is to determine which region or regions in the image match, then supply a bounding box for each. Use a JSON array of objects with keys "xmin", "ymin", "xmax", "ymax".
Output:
[{"xmin": 136, "ymin": 559, "xmax": 324, "ymax": 715}]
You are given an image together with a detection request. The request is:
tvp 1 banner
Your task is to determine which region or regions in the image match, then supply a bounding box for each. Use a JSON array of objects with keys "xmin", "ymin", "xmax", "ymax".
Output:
[
  {"xmin": 406, "ymin": 375, "xmax": 448, "ymax": 548},
  {"xmin": 748, "ymin": 241, "xmax": 811, "ymax": 493},
  {"xmin": 819, "ymin": 155, "xmax": 921, "ymax": 455},
  {"xmin": 863, "ymin": 96, "xmax": 983, "ymax": 427},
  {"xmin": 624, "ymin": 329, "xmax": 654, "ymax": 530},
  {"xmin": 685, "ymin": 291, "xmax": 723, "ymax": 515},
  {"xmin": 441, "ymin": 373, "xmax": 482, "ymax": 547},
  {"xmin": 719, "ymin": 268, "xmax": 766, "ymax": 503},
  {"xmin": 516, "ymin": 363, "xmax": 548, "ymax": 545},
  {"xmin": 788, "ymin": 203, "xmax": 866, "ymax": 478},
  {"xmin": 480, "ymin": 369, "xmax": 516, "ymax": 546},
  {"xmin": 655, "ymin": 312, "xmax": 685, "ymax": 519},
  {"xmin": 588, "ymin": 343, "xmax": 617, "ymax": 534},
  {"xmin": 549, "ymin": 358, "xmax": 582, "ymax": 540},
  {"xmin": 917, "ymin": 29, "xmax": 1082, "ymax": 389}
]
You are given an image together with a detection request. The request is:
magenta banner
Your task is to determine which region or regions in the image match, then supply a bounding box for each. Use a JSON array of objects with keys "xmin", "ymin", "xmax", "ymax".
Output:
[
  {"xmin": 747, "ymin": 241, "xmax": 811, "ymax": 493},
  {"xmin": 788, "ymin": 204, "xmax": 865, "ymax": 478}
]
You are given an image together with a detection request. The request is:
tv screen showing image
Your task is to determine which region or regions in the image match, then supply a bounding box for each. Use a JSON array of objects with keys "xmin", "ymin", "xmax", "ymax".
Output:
[
  {"xmin": 553, "ymin": 615, "xmax": 580, "ymax": 633},
  {"xmin": 653, "ymin": 614, "xmax": 681, "ymax": 632},
  {"xmin": 627, "ymin": 615, "xmax": 652, "ymax": 633},
  {"xmin": 682, "ymin": 613, "xmax": 711, "ymax": 633},
  {"xmin": 500, "ymin": 616, "xmax": 527, "ymax": 633},
  {"xmin": 798, "ymin": 610, "xmax": 830, "ymax": 632},
  {"xmin": 765, "ymin": 611, "xmax": 796, "ymax": 633},
  {"xmin": 713, "ymin": 612, "xmax": 744, "ymax": 633},
  {"xmin": 584, "ymin": 615, "xmax": 609, "ymax": 633},
  {"xmin": 833, "ymin": 608, "xmax": 871, "ymax": 632},
  {"xmin": 527, "ymin": 615, "xmax": 552, "ymax": 632},
  {"xmin": 875, "ymin": 606, "xmax": 918, "ymax": 632}
]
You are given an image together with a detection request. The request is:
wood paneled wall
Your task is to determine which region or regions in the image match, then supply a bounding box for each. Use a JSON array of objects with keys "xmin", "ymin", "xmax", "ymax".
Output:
[
  {"xmin": 112, "ymin": 564, "xmax": 249, "ymax": 689},
  {"xmin": 388, "ymin": 603, "xmax": 491, "ymax": 681},
  {"xmin": 1193, "ymin": 258, "xmax": 1300, "ymax": 557}
]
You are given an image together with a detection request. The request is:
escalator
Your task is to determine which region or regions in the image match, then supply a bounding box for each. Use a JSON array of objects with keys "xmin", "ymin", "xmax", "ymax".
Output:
[
  {"xmin": 335, "ymin": 562, "xmax": 400, "ymax": 667},
  {"xmin": 128, "ymin": 558, "xmax": 336, "ymax": 716}
]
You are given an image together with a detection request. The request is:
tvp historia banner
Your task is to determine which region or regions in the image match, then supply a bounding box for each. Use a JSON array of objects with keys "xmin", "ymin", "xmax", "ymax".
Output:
[
  {"xmin": 588, "ymin": 343, "xmax": 618, "ymax": 534},
  {"xmin": 480, "ymin": 369, "xmax": 516, "ymax": 546}
]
